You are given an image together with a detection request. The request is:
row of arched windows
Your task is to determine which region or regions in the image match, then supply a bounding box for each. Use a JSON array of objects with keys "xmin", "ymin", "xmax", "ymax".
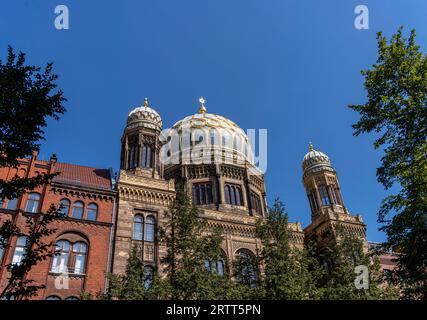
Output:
[
  {"xmin": 193, "ymin": 183, "xmax": 213, "ymax": 205},
  {"xmin": 1, "ymin": 234, "xmax": 258, "ymax": 290},
  {"xmin": 128, "ymin": 145, "xmax": 153, "ymax": 169},
  {"xmin": 133, "ymin": 215, "xmax": 155, "ymax": 241},
  {"xmin": 45, "ymin": 296, "xmax": 79, "ymax": 300},
  {"xmin": 60, "ymin": 199, "xmax": 98, "ymax": 221},
  {"xmin": 203, "ymin": 249, "xmax": 258, "ymax": 287},
  {"xmin": 3, "ymin": 236, "xmax": 89, "ymax": 275},
  {"xmin": 224, "ymin": 184, "xmax": 243, "ymax": 206},
  {"xmin": 0, "ymin": 194, "xmax": 99, "ymax": 222},
  {"xmin": 308, "ymin": 184, "xmax": 342, "ymax": 213}
]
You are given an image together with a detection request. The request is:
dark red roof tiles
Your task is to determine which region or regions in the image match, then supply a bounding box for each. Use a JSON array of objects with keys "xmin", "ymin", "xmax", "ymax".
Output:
[{"xmin": 53, "ymin": 162, "xmax": 112, "ymax": 191}]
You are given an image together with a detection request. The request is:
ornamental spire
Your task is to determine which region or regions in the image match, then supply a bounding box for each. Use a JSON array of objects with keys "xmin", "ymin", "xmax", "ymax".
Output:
[
  {"xmin": 309, "ymin": 142, "xmax": 313, "ymax": 151},
  {"xmin": 144, "ymin": 97, "xmax": 149, "ymax": 109},
  {"xmin": 198, "ymin": 96, "xmax": 206, "ymax": 114}
]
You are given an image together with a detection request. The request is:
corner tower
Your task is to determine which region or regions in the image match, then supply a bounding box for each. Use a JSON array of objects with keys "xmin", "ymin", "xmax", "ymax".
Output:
[
  {"xmin": 120, "ymin": 97, "xmax": 163, "ymax": 178},
  {"xmin": 112, "ymin": 99, "xmax": 175, "ymax": 275},
  {"xmin": 302, "ymin": 144, "xmax": 366, "ymax": 245}
]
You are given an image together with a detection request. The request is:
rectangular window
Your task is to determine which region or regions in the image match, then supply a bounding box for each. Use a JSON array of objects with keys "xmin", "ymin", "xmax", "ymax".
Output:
[
  {"xmin": 51, "ymin": 253, "xmax": 69, "ymax": 273},
  {"xmin": 74, "ymin": 254, "xmax": 85, "ymax": 274},
  {"xmin": 6, "ymin": 198, "xmax": 18, "ymax": 210},
  {"xmin": 0, "ymin": 237, "xmax": 5, "ymax": 263},
  {"xmin": 318, "ymin": 185, "xmax": 331, "ymax": 206},
  {"xmin": 329, "ymin": 186, "xmax": 340, "ymax": 205}
]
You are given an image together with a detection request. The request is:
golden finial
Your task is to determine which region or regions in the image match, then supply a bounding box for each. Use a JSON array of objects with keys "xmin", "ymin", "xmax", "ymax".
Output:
[
  {"xmin": 198, "ymin": 96, "xmax": 206, "ymax": 114},
  {"xmin": 144, "ymin": 97, "xmax": 149, "ymax": 108},
  {"xmin": 309, "ymin": 142, "xmax": 313, "ymax": 151}
]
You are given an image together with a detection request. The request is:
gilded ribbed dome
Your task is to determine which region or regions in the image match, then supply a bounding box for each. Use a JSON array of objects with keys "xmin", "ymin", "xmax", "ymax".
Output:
[
  {"xmin": 165, "ymin": 98, "xmax": 253, "ymax": 164},
  {"xmin": 302, "ymin": 144, "xmax": 333, "ymax": 174},
  {"xmin": 127, "ymin": 98, "xmax": 162, "ymax": 131}
]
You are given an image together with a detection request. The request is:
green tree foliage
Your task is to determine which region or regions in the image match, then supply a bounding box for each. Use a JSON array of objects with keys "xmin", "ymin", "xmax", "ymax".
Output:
[
  {"xmin": 0, "ymin": 204, "xmax": 64, "ymax": 300},
  {"xmin": 0, "ymin": 46, "xmax": 66, "ymax": 299},
  {"xmin": 104, "ymin": 246, "xmax": 153, "ymax": 300},
  {"xmin": 312, "ymin": 226, "xmax": 399, "ymax": 300},
  {"xmin": 349, "ymin": 27, "xmax": 427, "ymax": 299},
  {"xmin": 254, "ymin": 199, "xmax": 319, "ymax": 300},
  {"xmin": 0, "ymin": 46, "xmax": 66, "ymax": 200}
]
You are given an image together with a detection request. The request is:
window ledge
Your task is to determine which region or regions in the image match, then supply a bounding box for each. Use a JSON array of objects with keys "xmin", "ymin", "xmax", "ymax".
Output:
[{"xmin": 49, "ymin": 272, "xmax": 86, "ymax": 278}]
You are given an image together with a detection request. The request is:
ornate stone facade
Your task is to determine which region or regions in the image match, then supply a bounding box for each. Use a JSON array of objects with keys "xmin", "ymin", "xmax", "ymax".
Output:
[
  {"xmin": 301, "ymin": 144, "xmax": 366, "ymax": 247},
  {"xmin": 111, "ymin": 99, "xmax": 352, "ymax": 279}
]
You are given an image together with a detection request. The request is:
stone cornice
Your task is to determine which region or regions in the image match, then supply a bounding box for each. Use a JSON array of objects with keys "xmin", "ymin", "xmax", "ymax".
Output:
[{"xmin": 118, "ymin": 169, "xmax": 175, "ymax": 192}]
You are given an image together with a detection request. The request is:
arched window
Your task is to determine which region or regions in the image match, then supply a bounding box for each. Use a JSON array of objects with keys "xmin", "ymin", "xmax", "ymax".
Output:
[
  {"xmin": 250, "ymin": 192, "xmax": 262, "ymax": 214},
  {"xmin": 145, "ymin": 216, "xmax": 155, "ymax": 242},
  {"xmin": 193, "ymin": 183, "xmax": 213, "ymax": 205},
  {"xmin": 230, "ymin": 186, "xmax": 236, "ymax": 205},
  {"xmin": 235, "ymin": 187, "xmax": 241, "ymax": 206},
  {"xmin": 235, "ymin": 249, "xmax": 258, "ymax": 288},
  {"xmin": 309, "ymin": 192, "xmax": 319, "ymax": 211},
  {"xmin": 45, "ymin": 295, "xmax": 61, "ymax": 300},
  {"xmin": 194, "ymin": 185, "xmax": 201, "ymax": 204},
  {"xmin": 143, "ymin": 266, "xmax": 154, "ymax": 290},
  {"xmin": 141, "ymin": 145, "xmax": 152, "ymax": 168},
  {"xmin": 51, "ymin": 238, "xmax": 88, "ymax": 275},
  {"xmin": 73, "ymin": 242, "xmax": 87, "ymax": 274},
  {"xmin": 25, "ymin": 192, "xmax": 41, "ymax": 213},
  {"xmin": 329, "ymin": 185, "xmax": 340, "ymax": 205},
  {"xmin": 72, "ymin": 201, "xmax": 84, "ymax": 219},
  {"xmin": 86, "ymin": 203, "xmax": 98, "ymax": 221},
  {"xmin": 133, "ymin": 215, "xmax": 144, "ymax": 240},
  {"xmin": 200, "ymin": 184, "xmax": 206, "ymax": 204},
  {"xmin": 6, "ymin": 198, "xmax": 18, "ymax": 210},
  {"xmin": 0, "ymin": 236, "xmax": 5, "ymax": 263},
  {"xmin": 65, "ymin": 296, "xmax": 79, "ymax": 300},
  {"xmin": 12, "ymin": 236, "xmax": 28, "ymax": 266},
  {"xmin": 59, "ymin": 199, "xmax": 71, "ymax": 216},
  {"xmin": 204, "ymin": 253, "xmax": 226, "ymax": 276},
  {"xmin": 51, "ymin": 240, "xmax": 71, "ymax": 273},
  {"xmin": 128, "ymin": 146, "xmax": 137, "ymax": 169},
  {"xmin": 224, "ymin": 185, "xmax": 231, "ymax": 204},
  {"xmin": 318, "ymin": 185, "xmax": 331, "ymax": 206},
  {"xmin": 225, "ymin": 184, "xmax": 243, "ymax": 206}
]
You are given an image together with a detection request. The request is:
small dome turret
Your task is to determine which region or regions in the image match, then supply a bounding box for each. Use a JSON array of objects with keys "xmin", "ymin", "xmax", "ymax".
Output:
[
  {"xmin": 302, "ymin": 143, "xmax": 333, "ymax": 175},
  {"xmin": 127, "ymin": 98, "xmax": 162, "ymax": 131}
]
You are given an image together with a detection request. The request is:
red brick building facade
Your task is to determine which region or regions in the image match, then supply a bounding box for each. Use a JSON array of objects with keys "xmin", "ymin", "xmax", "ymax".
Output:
[{"xmin": 0, "ymin": 150, "xmax": 115, "ymax": 300}]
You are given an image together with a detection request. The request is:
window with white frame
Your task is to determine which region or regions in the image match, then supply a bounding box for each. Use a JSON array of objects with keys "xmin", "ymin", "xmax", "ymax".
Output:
[
  {"xmin": 51, "ymin": 240, "xmax": 88, "ymax": 274},
  {"xmin": 12, "ymin": 236, "xmax": 28, "ymax": 266},
  {"xmin": 25, "ymin": 192, "xmax": 41, "ymax": 213}
]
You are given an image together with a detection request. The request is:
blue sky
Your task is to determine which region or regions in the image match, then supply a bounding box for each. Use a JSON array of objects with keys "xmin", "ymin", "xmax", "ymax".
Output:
[{"xmin": 1, "ymin": 0, "xmax": 426, "ymax": 242}]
